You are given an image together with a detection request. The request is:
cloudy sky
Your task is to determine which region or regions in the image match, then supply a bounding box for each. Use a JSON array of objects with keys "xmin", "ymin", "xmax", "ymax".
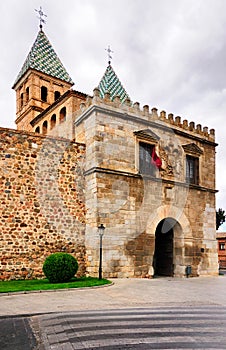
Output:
[{"xmin": 1, "ymin": 0, "xmax": 226, "ymax": 229}]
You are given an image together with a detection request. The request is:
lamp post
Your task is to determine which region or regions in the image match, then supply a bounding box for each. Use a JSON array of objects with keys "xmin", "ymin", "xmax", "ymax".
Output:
[{"xmin": 98, "ymin": 224, "xmax": 105, "ymax": 279}]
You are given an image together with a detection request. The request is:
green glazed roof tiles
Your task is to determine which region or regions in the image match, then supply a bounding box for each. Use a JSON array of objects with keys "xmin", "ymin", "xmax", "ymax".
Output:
[
  {"xmin": 98, "ymin": 64, "xmax": 130, "ymax": 103},
  {"xmin": 13, "ymin": 29, "xmax": 74, "ymax": 87}
]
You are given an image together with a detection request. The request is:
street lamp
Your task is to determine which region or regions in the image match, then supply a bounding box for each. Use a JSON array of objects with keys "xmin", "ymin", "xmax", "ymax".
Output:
[{"xmin": 98, "ymin": 224, "xmax": 105, "ymax": 279}]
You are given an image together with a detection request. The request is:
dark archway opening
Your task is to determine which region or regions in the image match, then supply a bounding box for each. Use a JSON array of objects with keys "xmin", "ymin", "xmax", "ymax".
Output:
[
  {"xmin": 26, "ymin": 87, "xmax": 29, "ymax": 103},
  {"xmin": 41, "ymin": 86, "xmax": 48, "ymax": 102},
  {"xmin": 50, "ymin": 114, "xmax": 56, "ymax": 130},
  {"xmin": 42, "ymin": 120, "xmax": 48, "ymax": 135},
  {"xmin": 153, "ymin": 218, "xmax": 175, "ymax": 277},
  {"xmin": 54, "ymin": 91, "xmax": 61, "ymax": 101},
  {"xmin": 59, "ymin": 107, "xmax": 66, "ymax": 123}
]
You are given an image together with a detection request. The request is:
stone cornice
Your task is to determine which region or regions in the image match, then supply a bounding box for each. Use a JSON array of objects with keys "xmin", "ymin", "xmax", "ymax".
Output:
[{"xmin": 84, "ymin": 166, "xmax": 217, "ymax": 193}]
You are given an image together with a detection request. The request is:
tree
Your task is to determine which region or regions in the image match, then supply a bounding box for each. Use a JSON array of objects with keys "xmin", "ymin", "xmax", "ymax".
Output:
[{"xmin": 216, "ymin": 208, "xmax": 226, "ymax": 230}]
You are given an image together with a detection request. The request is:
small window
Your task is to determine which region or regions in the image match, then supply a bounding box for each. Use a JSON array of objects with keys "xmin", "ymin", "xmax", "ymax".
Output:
[
  {"xmin": 35, "ymin": 126, "xmax": 40, "ymax": 133},
  {"xmin": 42, "ymin": 120, "xmax": 48, "ymax": 135},
  {"xmin": 139, "ymin": 142, "xmax": 155, "ymax": 175},
  {"xmin": 59, "ymin": 107, "xmax": 66, "ymax": 123},
  {"xmin": 219, "ymin": 243, "xmax": 225, "ymax": 250},
  {"xmin": 41, "ymin": 86, "xmax": 48, "ymax": 102},
  {"xmin": 186, "ymin": 155, "xmax": 199, "ymax": 185},
  {"xmin": 20, "ymin": 93, "xmax": 24, "ymax": 108},
  {"xmin": 54, "ymin": 91, "xmax": 61, "ymax": 101},
  {"xmin": 50, "ymin": 114, "xmax": 56, "ymax": 129},
  {"xmin": 26, "ymin": 87, "xmax": 29, "ymax": 103}
]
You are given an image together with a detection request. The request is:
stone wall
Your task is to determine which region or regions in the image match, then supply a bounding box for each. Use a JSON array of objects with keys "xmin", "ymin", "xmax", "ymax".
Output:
[
  {"xmin": 85, "ymin": 171, "xmax": 218, "ymax": 278},
  {"xmin": 0, "ymin": 88, "xmax": 218, "ymax": 280},
  {"xmin": 0, "ymin": 128, "xmax": 86, "ymax": 280},
  {"xmin": 76, "ymin": 94, "xmax": 218, "ymax": 278}
]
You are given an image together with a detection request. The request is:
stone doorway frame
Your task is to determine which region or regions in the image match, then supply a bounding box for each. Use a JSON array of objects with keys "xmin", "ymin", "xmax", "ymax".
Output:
[
  {"xmin": 146, "ymin": 205, "xmax": 190, "ymax": 277},
  {"xmin": 153, "ymin": 217, "xmax": 185, "ymax": 277},
  {"xmin": 153, "ymin": 218, "xmax": 175, "ymax": 277}
]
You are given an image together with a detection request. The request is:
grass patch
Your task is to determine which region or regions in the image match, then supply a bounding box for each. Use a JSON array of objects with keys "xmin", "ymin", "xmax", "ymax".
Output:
[{"xmin": 0, "ymin": 276, "xmax": 111, "ymax": 293}]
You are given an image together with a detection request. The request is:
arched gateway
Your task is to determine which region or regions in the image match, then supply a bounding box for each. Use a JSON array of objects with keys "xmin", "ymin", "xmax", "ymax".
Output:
[{"xmin": 153, "ymin": 217, "xmax": 182, "ymax": 277}]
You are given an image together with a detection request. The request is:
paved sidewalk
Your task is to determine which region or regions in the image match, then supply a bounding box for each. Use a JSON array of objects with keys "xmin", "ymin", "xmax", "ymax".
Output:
[
  {"xmin": 1, "ymin": 276, "xmax": 226, "ymax": 317},
  {"xmin": 1, "ymin": 276, "xmax": 226, "ymax": 349}
]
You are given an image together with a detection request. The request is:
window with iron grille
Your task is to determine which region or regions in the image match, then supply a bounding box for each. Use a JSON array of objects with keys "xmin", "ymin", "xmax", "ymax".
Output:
[
  {"xmin": 186, "ymin": 155, "xmax": 199, "ymax": 185},
  {"xmin": 139, "ymin": 142, "xmax": 155, "ymax": 175}
]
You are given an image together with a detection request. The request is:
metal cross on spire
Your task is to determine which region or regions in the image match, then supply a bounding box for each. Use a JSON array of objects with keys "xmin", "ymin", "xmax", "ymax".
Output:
[
  {"xmin": 105, "ymin": 45, "xmax": 114, "ymax": 65},
  {"xmin": 35, "ymin": 6, "xmax": 47, "ymax": 29}
]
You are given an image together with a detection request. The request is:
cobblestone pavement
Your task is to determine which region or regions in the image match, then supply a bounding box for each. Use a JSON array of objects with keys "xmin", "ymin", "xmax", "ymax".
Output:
[
  {"xmin": 34, "ymin": 306, "xmax": 226, "ymax": 349},
  {"xmin": 1, "ymin": 276, "xmax": 226, "ymax": 349}
]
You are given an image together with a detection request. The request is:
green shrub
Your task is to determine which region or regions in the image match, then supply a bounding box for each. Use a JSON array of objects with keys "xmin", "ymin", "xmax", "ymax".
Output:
[{"xmin": 43, "ymin": 253, "xmax": 78, "ymax": 283}]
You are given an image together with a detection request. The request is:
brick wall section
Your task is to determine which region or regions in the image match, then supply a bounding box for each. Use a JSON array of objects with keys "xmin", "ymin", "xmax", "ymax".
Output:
[
  {"xmin": 31, "ymin": 91, "xmax": 86, "ymax": 139},
  {"xmin": 217, "ymin": 233, "xmax": 226, "ymax": 268},
  {"xmin": 0, "ymin": 128, "xmax": 86, "ymax": 280},
  {"xmin": 15, "ymin": 71, "xmax": 72, "ymax": 132}
]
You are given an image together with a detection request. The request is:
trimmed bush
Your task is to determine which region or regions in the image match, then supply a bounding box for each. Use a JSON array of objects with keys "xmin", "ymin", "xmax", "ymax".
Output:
[{"xmin": 43, "ymin": 253, "xmax": 78, "ymax": 283}]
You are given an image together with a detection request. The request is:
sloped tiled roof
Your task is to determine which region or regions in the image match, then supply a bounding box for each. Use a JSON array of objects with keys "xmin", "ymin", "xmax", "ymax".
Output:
[
  {"xmin": 13, "ymin": 29, "xmax": 74, "ymax": 87},
  {"xmin": 98, "ymin": 64, "xmax": 130, "ymax": 102}
]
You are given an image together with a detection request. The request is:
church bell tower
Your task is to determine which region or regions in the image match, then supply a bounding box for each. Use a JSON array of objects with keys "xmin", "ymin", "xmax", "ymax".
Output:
[{"xmin": 12, "ymin": 8, "xmax": 74, "ymax": 132}]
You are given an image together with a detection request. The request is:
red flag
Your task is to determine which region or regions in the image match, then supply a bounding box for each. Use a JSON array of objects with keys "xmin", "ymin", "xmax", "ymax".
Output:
[{"xmin": 151, "ymin": 147, "xmax": 162, "ymax": 169}]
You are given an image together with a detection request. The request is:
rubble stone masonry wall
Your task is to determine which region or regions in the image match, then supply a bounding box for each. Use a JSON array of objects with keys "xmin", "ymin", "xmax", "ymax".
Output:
[{"xmin": 0, "ymin": 128, "xmax": 86, "ymax": 280}]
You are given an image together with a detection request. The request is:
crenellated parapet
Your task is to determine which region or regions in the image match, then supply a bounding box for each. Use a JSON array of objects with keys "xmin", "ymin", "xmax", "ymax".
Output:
[{"xmin": 78, "ymin": 87, "xmax": 215, "ymax": 142}]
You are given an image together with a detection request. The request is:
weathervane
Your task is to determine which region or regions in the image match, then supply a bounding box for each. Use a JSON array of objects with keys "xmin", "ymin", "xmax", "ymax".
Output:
[
  {"xmin": 105, "ymin": 45, "xmax": 113, "ymax": 65},
  {"xmin": 35, "ymin": 6, "xmax": 47, "ymax": 29}
]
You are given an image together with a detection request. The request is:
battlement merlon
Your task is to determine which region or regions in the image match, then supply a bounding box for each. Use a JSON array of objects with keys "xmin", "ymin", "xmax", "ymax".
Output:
[{"xmin": 75, "ymin": 87, "xmax": 216, "ymax": 145}]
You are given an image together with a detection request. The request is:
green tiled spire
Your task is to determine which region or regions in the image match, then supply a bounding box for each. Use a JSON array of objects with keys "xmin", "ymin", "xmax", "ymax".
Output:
[
  {"xmin": 98, "ymin": 64, "xmax": 130, "ymax": 103},
  {"xmin": 13, "ymin": 29, "xmax": 74, "ymax": 87}
]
